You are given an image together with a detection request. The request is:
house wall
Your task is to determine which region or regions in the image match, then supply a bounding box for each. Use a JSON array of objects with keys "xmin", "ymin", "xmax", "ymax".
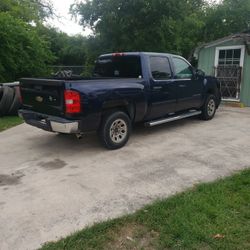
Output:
[
  {"xmin": 198, "ymin": 46, "xmax": 216, "ymax": 75},
  {"xmin": 198, "ymin": 39, "xmax": 250, "ymax": 106},
  {"xmin": 241, "ymin": 50, "xmax": 250, "ymax": 106}
]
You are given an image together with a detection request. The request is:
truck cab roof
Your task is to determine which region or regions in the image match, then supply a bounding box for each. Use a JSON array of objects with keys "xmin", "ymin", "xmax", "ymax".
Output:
[{"xmin": 99, "ymin": 52, "xmax": 181, "ymax": 58}]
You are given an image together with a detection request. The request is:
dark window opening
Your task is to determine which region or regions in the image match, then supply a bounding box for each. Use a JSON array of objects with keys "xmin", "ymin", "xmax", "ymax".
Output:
[
  {"xmin": 150, "ymin": 56, "xmax": 172, "ymax": 80},
  {"xmin": 94, "ymin": 55, "xmax": 142, "ymax": 78}
]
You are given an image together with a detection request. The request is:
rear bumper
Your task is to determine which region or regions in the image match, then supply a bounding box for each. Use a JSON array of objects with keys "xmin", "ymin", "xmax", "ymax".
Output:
[{"xmin": 18, "ymin": 109, "xmax": 80, "ymax": 134}]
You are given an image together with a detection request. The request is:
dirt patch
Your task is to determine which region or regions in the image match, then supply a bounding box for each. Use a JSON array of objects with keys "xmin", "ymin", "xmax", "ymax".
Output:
[
  {"xmin": 107, "ymin": 223, "xmax": 159, "ymax": 250},
  {"xmin": 38, "ymin": 159, "xmax": 67, "ymax": 170},
  {"xmin": 0, "ymin": 172, "xmax": 24, "ymax": 186}
]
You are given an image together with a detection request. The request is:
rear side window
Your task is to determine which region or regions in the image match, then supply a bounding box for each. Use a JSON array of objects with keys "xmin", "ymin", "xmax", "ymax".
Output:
[
  {"xmin": 172, "ymin": 57, "xmax": 193, "ymax": 79},
  {"xmin": 150, "ymin": 56, "xmax": 172, "ymax": 80},
  {"xmin": 94, "ymin": 55, "xmax": 142, "ymax": 78}
]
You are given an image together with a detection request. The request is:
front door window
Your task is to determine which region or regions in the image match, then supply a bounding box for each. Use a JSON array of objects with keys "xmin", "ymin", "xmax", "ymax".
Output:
[{"xmin": 172, "ymin": 57, "xmax": 193, "ymax": 79}]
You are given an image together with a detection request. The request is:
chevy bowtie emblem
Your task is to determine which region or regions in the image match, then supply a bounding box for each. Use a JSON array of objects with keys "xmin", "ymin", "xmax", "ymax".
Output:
[{"xmin": 36, "ymin": 96, "xmax": 43, "ymax": 102}]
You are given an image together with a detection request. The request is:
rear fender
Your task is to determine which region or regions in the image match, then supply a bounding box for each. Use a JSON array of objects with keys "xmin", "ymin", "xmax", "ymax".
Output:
[{"xmin": 102, "ymin": 100, "xmax": 136, "ymax": 121}]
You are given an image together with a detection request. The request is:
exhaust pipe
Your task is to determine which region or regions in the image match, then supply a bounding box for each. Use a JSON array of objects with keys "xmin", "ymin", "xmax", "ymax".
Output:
[{"xmin": 76, "ymin": 133, "xmax": 83, "ymax": 139}]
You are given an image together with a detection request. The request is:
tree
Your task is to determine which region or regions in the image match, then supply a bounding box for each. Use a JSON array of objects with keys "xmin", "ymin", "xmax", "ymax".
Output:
[
  {"xmin": 203, "ymin": 0, "xmax": 250, "ymax": 42},
  {"xmin": 38, "ymin": 26, "xmax": 88, "ymax": 66},
  {"xmin": 71, "ymin": 0, "xmax": 207, "ymax": 58},
  {"xmin": 0, "ymin": 0, "xmax": 54, "ymax": 23},
  {"xmin": 72, "ymin": 0, "xmax": 250, "ymax": 61},
  {"xmin": 0, "ymin": 12, "xmax": 54, "ymax": 82},
  {"xmin": 0, "ymin": 0, "xmax": 58, "ymax": 82}
]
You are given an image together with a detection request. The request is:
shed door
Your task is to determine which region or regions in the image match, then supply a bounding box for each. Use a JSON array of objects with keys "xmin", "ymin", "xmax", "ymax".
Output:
[{"xmin": 214, "ymin": 46, "xmax": 245, "ymax": 100}]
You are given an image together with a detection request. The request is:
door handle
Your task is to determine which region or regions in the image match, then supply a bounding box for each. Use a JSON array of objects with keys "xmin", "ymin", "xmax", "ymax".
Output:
[
  {"xmin": 179, "ymin": 84, "xmax": 186, "ymax": 88},
  {"xmin": 153, "ymin": 86, "xmax": 163, "ymax": 90}
]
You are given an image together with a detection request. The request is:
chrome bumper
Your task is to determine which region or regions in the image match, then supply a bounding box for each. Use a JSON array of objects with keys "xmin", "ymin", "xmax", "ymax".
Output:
[
  {"xmin": 19, "ymin": 110, "xmax": 80, "ymax": 134},
  {"xmin": 50, "ymin": 121, "xmax": 79, "ymax": 133}
]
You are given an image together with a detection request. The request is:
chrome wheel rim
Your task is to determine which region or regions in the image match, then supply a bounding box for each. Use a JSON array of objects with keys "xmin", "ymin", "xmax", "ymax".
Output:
[
  {"xmin": 207, "ymin": 99, "xmax": 216, "ymax": 117},
  {"xmin": 110, "ymin": 119, "xmax": 128, "ymax": 143}
]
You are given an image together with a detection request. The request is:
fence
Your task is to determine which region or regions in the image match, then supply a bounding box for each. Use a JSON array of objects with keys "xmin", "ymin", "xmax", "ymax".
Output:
[{"xmin": 50, "ymin": 66, "xmax": 85, "ymax": 76}]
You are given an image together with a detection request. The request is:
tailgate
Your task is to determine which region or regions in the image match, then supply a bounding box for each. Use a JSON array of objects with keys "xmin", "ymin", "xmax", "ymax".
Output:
[{"xmin": 20, "ymin": 78, "xmax": 65, "ymax": 116}]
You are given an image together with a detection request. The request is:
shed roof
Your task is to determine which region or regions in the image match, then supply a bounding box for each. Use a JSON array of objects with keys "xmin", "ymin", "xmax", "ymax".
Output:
[
  {"xmin": 204, "ymin": 31, "xmax": 250, "ymax": 48},
  {"xmin": 194, "ymin": 30, "xmax": 250, "ymax": 58}
]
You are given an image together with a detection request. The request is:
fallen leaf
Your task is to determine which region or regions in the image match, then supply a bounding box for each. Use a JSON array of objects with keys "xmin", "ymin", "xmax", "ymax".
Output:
[
  {"xmin": 126, "ymin": 236, "xmax": 135, "ymax": 242},
  {"xmin": 213, "ymin": 234, "xmax": 225, "ymax": 239}
]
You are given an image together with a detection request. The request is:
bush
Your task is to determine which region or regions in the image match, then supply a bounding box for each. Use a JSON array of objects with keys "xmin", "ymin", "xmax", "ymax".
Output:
[{"xmin": 0, "ymin": 12, "xmax": 54, "ymax": 82}]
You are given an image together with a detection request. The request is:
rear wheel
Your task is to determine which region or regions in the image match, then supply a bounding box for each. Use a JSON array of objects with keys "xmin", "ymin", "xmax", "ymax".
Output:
[
  {"xmin": 201, "ymin": 94, "xmax": 217, "ymax": 120},
  {"xmin": 98, "ymin": 111, "xmax": 131, "ymax": 150}
]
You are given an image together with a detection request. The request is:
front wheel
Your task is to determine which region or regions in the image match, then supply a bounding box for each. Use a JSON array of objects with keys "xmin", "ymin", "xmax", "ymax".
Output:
[
  {"xmin": 98, "ymin": 111, "xmax": 131, "ymax": 150},
  {"xmin": 201, "ymin": 94, "xmax": 217, "ymax": 120}
]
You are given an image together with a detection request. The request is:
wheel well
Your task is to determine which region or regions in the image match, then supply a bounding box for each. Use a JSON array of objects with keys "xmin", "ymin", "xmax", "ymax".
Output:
[
  {"xmin": 206, "ymin": 88, "xmax": 220, "ymax": 107},
  {"xmin": 207, "ymin": 88, "xmax": 215, "ymax": 95},
  {"xmin": 102, "ymin": 103, "xmax": 135, "ymax": 121}
]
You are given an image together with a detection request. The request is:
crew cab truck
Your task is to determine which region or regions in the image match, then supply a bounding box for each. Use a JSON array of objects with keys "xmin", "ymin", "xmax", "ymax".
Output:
[{"xmin": 19, "ymin": 52, "xmax": 221, "ymax": 149}]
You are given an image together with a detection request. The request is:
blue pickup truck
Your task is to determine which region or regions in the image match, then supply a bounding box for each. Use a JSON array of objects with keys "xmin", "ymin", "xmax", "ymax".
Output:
[{"xmin": 19, "ymin": 52, "xmax": 221, "ymax": 149}]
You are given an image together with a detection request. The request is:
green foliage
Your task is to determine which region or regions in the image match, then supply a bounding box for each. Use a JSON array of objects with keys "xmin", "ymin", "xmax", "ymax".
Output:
[
  {"xmin": 0, "ymin": 0, "xmax": 56, "ymax": 82},
  {"xmin": 38, "ymin": 26, "xmax": 88, "ymax": 66},
  {"xmin": 81, "ymin": 54, "xmax": 95, "ymax": 77},
  {"xmin": 203, "ymin": 0, "xmax": 250, "ymax": 41},
  {"xmin": 72, "ymin": 0, "xmax": 250, "ymax": 62},
  {"xmin": 0, "ymin": 13, "xmax": 54, "ymax": 82},
  {"xmin": 72, "ymin": 0, "xmax": 207, "ymax": 58},
  {"xmin": 0, "ymin": 0, "xmax": 54, "ymax": 23}
]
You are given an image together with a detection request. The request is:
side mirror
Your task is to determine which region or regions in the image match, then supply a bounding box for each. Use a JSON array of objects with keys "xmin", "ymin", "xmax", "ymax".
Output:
[{"xmin": 195, "ymin": 69, "xmax": 205, "ymax": 78}]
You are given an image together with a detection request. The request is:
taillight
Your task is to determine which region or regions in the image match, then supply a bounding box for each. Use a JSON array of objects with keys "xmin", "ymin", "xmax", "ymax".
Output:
[
  {"xmin": 64, "ymin": 90, "xmax": 81, "ymax": 114},
  {"xmin": 112, "ymin": 53, "xmax": 124, "ymax": 57}
]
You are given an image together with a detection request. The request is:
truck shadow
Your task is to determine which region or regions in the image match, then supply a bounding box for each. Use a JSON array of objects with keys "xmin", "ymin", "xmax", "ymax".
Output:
[
  {"xmin": 27, "ymin": 115, "xmax": 219, "ymax": 155},
  {"xmin": 26, "ymin": 131, "xmax": 103, "ymax": 156}
]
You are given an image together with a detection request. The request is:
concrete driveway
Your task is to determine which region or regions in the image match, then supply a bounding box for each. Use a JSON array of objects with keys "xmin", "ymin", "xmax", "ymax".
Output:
[{"xmin": 0, "ymin": 106, "xmax": 250, "ymax": 250}]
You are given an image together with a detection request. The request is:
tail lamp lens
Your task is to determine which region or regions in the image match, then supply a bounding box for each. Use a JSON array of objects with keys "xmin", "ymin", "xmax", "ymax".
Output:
[{"xmin": 64, "ymin": 90, "xmax": 81, "ymax": 114}]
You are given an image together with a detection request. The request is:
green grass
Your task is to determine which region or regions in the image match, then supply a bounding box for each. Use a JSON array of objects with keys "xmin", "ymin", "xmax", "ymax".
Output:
[
  {"xmin": 0, "ymin": 116, "xmax": 23, "ymax": 132},
  {"xmin": 41, "ymin": 170, "xmax": 250, "ymax": 250}
]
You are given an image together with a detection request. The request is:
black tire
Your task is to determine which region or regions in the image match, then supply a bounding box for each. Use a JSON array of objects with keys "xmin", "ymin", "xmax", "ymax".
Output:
[
  {"xmin": 0, "ymin": 86, "xmax": 3, "ymax": 100},
  {"xmin": 201, "ymin": 94, "xmax": 217, "ymax": 120},
  {"xmin": 0, "ymin": 86, "xmax": 15, "ymax": 117},
  {"xmin": 8, "ymin": 87, "xmax": 21, "ymax": 115},
  {"xmin": 98, "ymin": 111, "xmax": 131, "ymax": 150}
]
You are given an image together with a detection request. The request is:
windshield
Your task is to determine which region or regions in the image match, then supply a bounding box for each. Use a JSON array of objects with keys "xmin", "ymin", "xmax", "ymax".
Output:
[{"xmin": 94, "ymin": 55, "xmax": 142, "ymax": 78}]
